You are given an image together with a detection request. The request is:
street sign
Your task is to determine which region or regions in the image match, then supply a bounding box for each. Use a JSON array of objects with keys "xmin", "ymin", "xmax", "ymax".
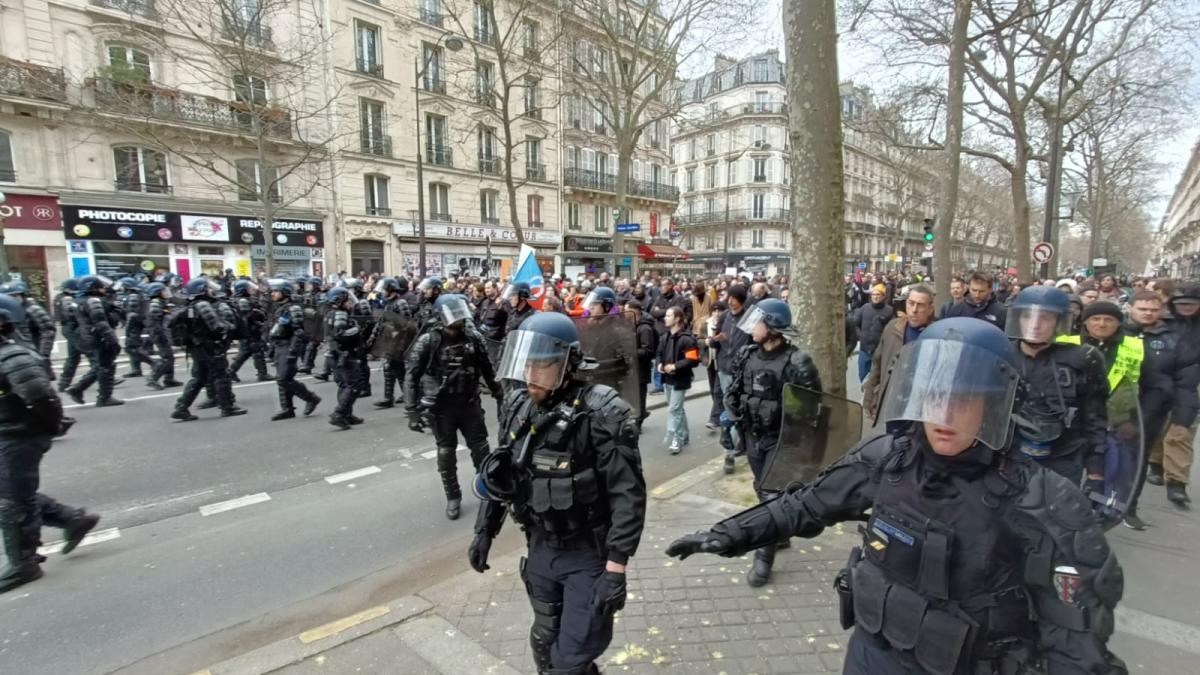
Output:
[
  {"xmin": 920, "ymin": 251, "xmax": 933, "ymax": 259},
  {"xmin": 923, "ymin": 243, "xmax": 934, "ymax": 252},
  {"xmin": 856, "ymin": 262, "xmax": 867, "ymax": 270},
  {"xmin": 1032, "ymin": 242, "xmax": 1055, "ymax": 264},
  {"xmin": 615, "ymin": 222, "xmax": 640, "ymax": 233},
  {"xmin": 1092, "ymin": 257, "xmax": 1108, "ymax": 267}
]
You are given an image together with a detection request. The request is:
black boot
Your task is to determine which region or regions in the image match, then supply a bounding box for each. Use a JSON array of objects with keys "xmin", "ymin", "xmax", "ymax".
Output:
[
  {"xmin": 1147, "ymin": 464, "xmax": 1164, "ymax": 486},
  {"xmin": 347, "ymin": 415, "xmax": 365, "ymax": 425},
  {"xmin": 197, "ymin": 399, "xmax": 219, "ymax": 410},
  {"xmin": 65, "ymin": 386, "xmax": 84, "ymax": 405},
  {"xmin": 437, "ymin": 449, "xmax": 462, "ymax": 520},
  {"xmin": 171, "ymin": 408, "xmax": 199, "ymax": 422},
  {"xmin": 229, "ymin": 371, "xmax": 241, "ymax": 383},
  {"xmin": 445, "ymin": 498, "xmax": 461, "ymax": 520},
  {"xmin": 373, "ymin": 399, "xmax": 395, "ymax": 409},
  {"xmin": 145, "ymin": 379, "xmax": 163, "ymax": 391},
  {"xmin": 303, "ymin": 395, "xmax": 321, "ymax": 416},
  {"xmin": 162, "ymin": 379, "xmax": 184, "ymax": 388},
  {"xmin": 0, "ymin": 513, "xmax": 42, "ymax": 594},
  {"xmin": 746, "ymin": 545, "xmax": 775, "ymax": 587},
  {"xmin": 257, "ymin": 373, "xmax": 275, "ymax": 382},
  {"xmin": 61, "ymin": 512, "xmax": 101, "ymax": 555},
  {"xmin": 95, "ymin": 398, "xmax": 125, "ymax": 407},
  {"xmin": 221, "ymin": 407, "xmax": 248, "ymax": 417},
  {"xmin": 329, "ymin": 414, "xmax": 351, "ymax": 429},
  {"xmin": 1167, "ymin": 482, "xmax": 1191, "ymax": 507},
  {"xmin": 271, "ymin": 409, "xmax": 296, "ymax": 421}
]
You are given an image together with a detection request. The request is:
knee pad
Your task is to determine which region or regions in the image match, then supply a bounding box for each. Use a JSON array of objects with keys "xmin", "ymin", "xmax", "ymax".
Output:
[
  {"xmin": 0, "ymin": 499, "xmax": 21, "ymax": 526},
  {"xmin": 529, "ymin": 596, "xmax": 562, "ymax": 665}
]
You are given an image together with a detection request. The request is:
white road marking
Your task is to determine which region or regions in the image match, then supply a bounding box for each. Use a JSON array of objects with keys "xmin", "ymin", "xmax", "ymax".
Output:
[
  {"xmin": 115, "ymin": 489, "xmax": 216, "ymax": 513},
  {"xmin": 325, "ymin": 466, "xmax": 382, "ymax": 484},
  {"xmin": 199, "ymin": 492, "xmax": 271, "ymax": 516},
  {"xmin": 38, "ymin": 527, "xmax": 121, "ymax": 555},
  {"xmin": 420, "ymin": 450, "xmax": 438, "ymax": 460}
]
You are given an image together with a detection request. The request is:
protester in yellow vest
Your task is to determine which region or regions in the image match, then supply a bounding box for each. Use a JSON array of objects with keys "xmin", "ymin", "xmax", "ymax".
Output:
[{"xmin": 1057, "ymin": 301, "xmax": 1143, "ymax": 394}]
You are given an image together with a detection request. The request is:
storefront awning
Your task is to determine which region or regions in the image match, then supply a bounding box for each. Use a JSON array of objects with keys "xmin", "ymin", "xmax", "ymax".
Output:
[{"xmin": 637, "ymin": 243, "xmax": 688, "ymax": 260}]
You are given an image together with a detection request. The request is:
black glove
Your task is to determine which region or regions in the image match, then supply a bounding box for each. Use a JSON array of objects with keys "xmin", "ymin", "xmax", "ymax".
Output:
[
  {"xmin": 468, "ymin": 533, "xmax": 492, "ymax": 573},
  {"xmin": 589, "ymin": 571, "xmax": 626, "ymax": 616},
  {"xmin": 665, "ymin": 531, "xmax": 729, "ymax": 560},
  {"xmin": 1084, "ymin": 477, "xmax": 1106, "ymax": 499}
]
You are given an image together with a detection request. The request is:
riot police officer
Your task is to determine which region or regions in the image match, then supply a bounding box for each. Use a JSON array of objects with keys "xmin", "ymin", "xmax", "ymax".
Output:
[
  {"xmin": 405, "ymin": 294, "xmax": 502, "ymax": 519},
  {"xmin": 415, "ymin": 276, "xmax": 444, "ymax": 328},
  {"xmin": 468, "ymin": 312, "xmax": 646, "ymax": 674},
  {"xmin": 300, "ymin": 276, "xmax": 325, "ymax": 375},
  {"xmin": 581, "ymin": 286, "xmax": 617, "ymax": 317},
  {"xmin": 372, "ymin": 277, "xmax": 416, "ymax": 409},
  {"xmin": 0, "ymin": 281, "xmax": 55, "ymax": 365},
  {"xmin": 0, "ymin": 294, "xmax": 100, "ymax": 594},
  {"xmin": 267, "ymin": 279, "xmax": 320, "ymax": 421},
  {"xmin": 1007, "ymin": 287, "xmax": 1109, "ymax": 492},
  {"xmin": 54, "ymin": 279, "xmax": 84, "ymax": 391},
  {"xmin": 118, "ymin": 279, "xmax": 156, "ymax": 378},
  {"xmin": 144, "ymin": 282, "xmax": 183, "ymax": 390},
  {"xmin": 725, "ymin": 298, "xmax": 821, "ymax": 586},
  {"xmin": 65, "ymin": 275, "xmax": 124, "ymax": 407},
  {"xmin": 228, "ymin": 280, "xmax": 273, "ymax": 383},
  {"xmin": 170, "ymin": 278, "xmax": 246, "ymax": 421},
  {"xmin": 504, "ymin": 281, "xmax": 536, "ymax": 335},
  {"xmin": 325, "ymin": 286, "xmax": 367, "ymax": 429},
  {"xmin": 350, "ymin": 291, "xmax": 375, "ymax": 398},
  {"xmin": 667, "ymin": 318, "xmax": 1126, "ymax": 675}
]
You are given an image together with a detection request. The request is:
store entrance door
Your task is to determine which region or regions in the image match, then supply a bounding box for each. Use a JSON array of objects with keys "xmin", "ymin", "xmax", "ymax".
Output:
[{"xmin": 350, "ymin": 240, "xmax": 384, "ymax": 276}]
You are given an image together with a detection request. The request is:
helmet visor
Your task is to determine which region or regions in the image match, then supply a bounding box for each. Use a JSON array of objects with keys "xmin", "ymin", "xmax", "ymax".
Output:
[
  {"xmin": 239, "ymin": 281, "xmax": 260, "ymax": 295},
  {"xmin": 582, "ymin": 291, "xmax": 610, "ymax": 314},
  {"xmin": 496, "ymin": 330, "xmax": 570, "ymax": 390},
  {"xmin": 880, "ymin": 339, "xmax": 1019, "ymax": 450},
  {"xmin": 373, "ymin": 278, "xmax": 392, "ymax": 295},
  {"xmin": 1006, "ymin": 306, "xmax": 1070, "ymax": 343},
  {"xmin": 439, "ymin": 296, "xmax": 473, "ymax": 326},
  {"xmin": 737, "ymin": 305, "xmax": 767, "ymax": 334},
  {"xmin": 502, "ymin": 283, "xmax": 526, "ymax": 299}
]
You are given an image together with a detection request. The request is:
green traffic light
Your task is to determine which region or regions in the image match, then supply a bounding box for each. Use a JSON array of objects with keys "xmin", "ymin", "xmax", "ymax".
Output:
[{"xmin": 923, "ymin": 232, "xmax": 934, "ymax": 242}]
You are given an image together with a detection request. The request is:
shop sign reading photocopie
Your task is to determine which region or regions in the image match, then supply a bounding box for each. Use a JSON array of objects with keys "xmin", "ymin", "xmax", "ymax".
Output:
[{"xmin": 62, "ymin": 206, "xmax": 323, "ymax": 247}]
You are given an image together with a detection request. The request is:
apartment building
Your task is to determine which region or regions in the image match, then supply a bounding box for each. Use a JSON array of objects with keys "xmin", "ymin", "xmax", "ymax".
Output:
[{"xmin": 1157, "ymin": 138, "xmax": 1200, "ymax": 278}]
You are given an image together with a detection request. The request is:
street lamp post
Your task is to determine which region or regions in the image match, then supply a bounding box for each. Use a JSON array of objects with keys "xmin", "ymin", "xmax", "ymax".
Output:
[{"xmin": 413, "ymin": 33, "xmax": 463, "ymax": 279}]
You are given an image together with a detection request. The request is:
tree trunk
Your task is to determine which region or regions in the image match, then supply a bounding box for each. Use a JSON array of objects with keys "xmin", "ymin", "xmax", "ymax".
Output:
[
  {"xmin": 613, "ymin": 138, "xmax": 631, "ymax": 276},
  {"xmin": 1086, "ymin": 146, "xmax": 1106, "ymax": 267},
  {"xmin": 499, "ymin": 90, "xmax": 525, "ymax": 245},
  {"xmin": 258, "ymin": 139, "xmax": 274, "ymax": 276},
  {"xmin": 935, "ymin": 0, "xmax": 970, "ymax": 305},
  {"xmin": 1010, "ymin": 120, "xmax": 1033, "ymax": 281},
  {"xmin": 784, "ymin": 0, "xmax": 846, "ymax": 398}
]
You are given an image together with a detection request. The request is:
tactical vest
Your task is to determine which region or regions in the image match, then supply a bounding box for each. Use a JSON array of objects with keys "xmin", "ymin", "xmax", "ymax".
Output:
[
  {"xmin": 1055, "ymin": 334, "xmax": 1143, "ymax": 393},
  {"xmin": 432, "ymin": 335, "xmax": 481, "ymax": 397},
  {"xmin": 850, "ymin": 440, "xmax": 1031, "ymax": 675},
  {"xmin": 507, "ymin": 386, "xmax": 610, "ymax": 551},
  {"xmin": 0, "ymin": 341, "xmax": 32, "ymax": 424},
  {"xmin": 738, "ymin": 345, "xmax": 788, "ymax": 434}
]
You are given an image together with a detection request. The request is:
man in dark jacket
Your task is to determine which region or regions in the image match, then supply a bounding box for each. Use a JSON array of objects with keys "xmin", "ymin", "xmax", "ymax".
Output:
[
  {"xmin": 710, "ymin": 285, "xmax": 753, "ymax": 464},
  {"xmin": 657, "ymin": 306, "xmax": 700, "ymax": 454},
  {"xmin": 851, "ymin": 284, "xmax": 892, "ymax": 382},
  {"xmin": 649, "ymin": 278, "xmax": 690, "ymax": 337},
  {"xmin": 1151, "ymin": 283, "xmax": 1200, "ymax": 506},
  {"xmin": 943, "ymin": 271, "xmax": 1007, "ymax": 329},
  {"xmin": 863, "ymin": 285, "xmax": 935, "ymax": 422},
  {"xmin": 627, "ymin": 299, "xmax": 657, "ymax": 431}
]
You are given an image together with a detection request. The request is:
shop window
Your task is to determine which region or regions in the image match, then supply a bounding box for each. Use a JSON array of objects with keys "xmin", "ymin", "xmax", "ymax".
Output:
[
  {"xmin": 114, "ymin": 146, "xmax": 170, "ymax": 193},
  {"xmin": 0, "ymin": 130, "xmax": 13, "ymax": 182},
  {"xmin": 92, "ymin": 241, "xmax": 171, "ymax": 279},
  {"xmin": 235, "ymin": 158, "xmax": 280, "ymax": 202}
]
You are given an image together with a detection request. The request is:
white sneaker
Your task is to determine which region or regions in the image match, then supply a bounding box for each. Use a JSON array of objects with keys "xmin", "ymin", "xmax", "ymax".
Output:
[{"xmin": 669, "ymin": 441, "xmax": 682, "ymax": 454}]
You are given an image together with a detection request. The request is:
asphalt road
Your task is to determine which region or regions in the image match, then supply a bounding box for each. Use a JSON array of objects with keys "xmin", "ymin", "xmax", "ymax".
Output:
[{"xmin": 0, "ymin": 353, "xmax": 722, "ymax": 675}]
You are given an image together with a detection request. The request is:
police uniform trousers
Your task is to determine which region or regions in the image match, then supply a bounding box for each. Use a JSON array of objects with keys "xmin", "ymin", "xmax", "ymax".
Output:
[
  {"xmin": 176, "ymin": 349, "xmax": 235, "ymax": 412},
  {"xmin": 59, "ymin": 339, "xmax": 83, "ymax": 389},
  {"xmin": 745, "ymin": 429, "xmax": 781, "ymax": 567},
  {"xmin": 71, "ymin": 342, "xmax": 118, "ymax": 402},
  {"xmin": 148, "ymin": 335, "xmax": 176, "ymax": 383},
  {"xmin": 333, "ymin": 355, "xmax": 364, "ymax": 417},
  {"xmin": 845, "ymin": 628, "xmax": 1031, "ymax": 675},
  {"xmin": 380, "ymin": 357, "xmax": 406, "ymax": 403},
  {"xmin": 431, "ymin": 400, "xmax": 490, "ymax": 500},
  {"xmin": 0, "ymin": 436, "xmax": 86, "ymax": 562},
  {"xmin": 124, "ymin": 330, "xmax": 156, "ymax": 375},
  {"xmin": 274, "ymin": 348, "xmax": 317, "ymax": 413},
  {"xmin": 230, "ymin": 338, "xmax": 270, "ymax": 378},
  {"xmin": 301, "ymin": 339, "xmax": 320, "ymax": 372},
  {"xmin": 521, "ymin": 542, "xmax": 611, "ymax": 673}
]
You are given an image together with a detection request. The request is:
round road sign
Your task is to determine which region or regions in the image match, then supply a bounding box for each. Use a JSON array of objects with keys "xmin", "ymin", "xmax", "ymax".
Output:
[{"xmin": 1032, "ymin": 242, "xmax": 1055, "ymax": 264}]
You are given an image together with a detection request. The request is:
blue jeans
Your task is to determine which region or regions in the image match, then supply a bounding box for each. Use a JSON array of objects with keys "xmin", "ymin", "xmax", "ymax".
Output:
[
  {"xmin": 664, "ymin": 384, "xmax": 689, "ymax": 446},
  {"xmin": 857, "ymin": 348, "xmax": 872, "ymax": 383},
  {"xmin": 717, "ymin": 371, "xmax": 740, "ymax": 454},
  {"xmin": 652, "ymin": 361, "xmax": 663, "ymax": 391}
]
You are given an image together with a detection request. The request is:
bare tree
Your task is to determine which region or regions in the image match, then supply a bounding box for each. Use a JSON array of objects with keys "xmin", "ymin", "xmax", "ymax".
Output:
[
  {"xmin": 786, "ymin": 0, "xmax": 847, "ymax": 397},
  {"xmin": 79, "ymin": 0, "xmax": 344, "ymax": 275}
]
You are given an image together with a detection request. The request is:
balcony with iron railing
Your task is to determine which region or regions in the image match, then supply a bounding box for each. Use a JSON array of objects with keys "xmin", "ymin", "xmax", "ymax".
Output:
[
  {"xmin": 89, "ymin": 77, "xmax": 294, "ymax": 139},
  {"xmin": 89, "ymin": 0, "xmax": 157, "ymax": 18},
  {"xmin": 426, "ymin": 144, "xmax": 453, "ymax": 167},
  {"xmin": 528, "ymin": 220, "xmax": 544, "ymax": 229},
  {"xmin": 563, "ymin": 168, "xmax": 678, "ymax": 202},
  {"xmin": 629, "ymin": 178, "xmax": 679, "ymax": 201},
  {"xmin": 423, "ymin": 78, "xmax": 447, "ymax": 95},
  {"xmin": 481, "ymin": 216, "xmax": 500, "ymax": 225},
  {"xmin": 367, "ymin": 205, "xmax": 392, "ymax": 216},
  {"xmin": 356, "ymin": 59, "xmax": 385, "ymax": 78},
  {"xmin": 675, "ymin": 208, "xmax": 790, "ymax": 226},
  {"xmin": 475, "ymin": 90, "xmax": 496, "ymax": 108},
  {"xmin": 526, "ymin": 163, "xmax": 547, "ymax": 182},
  {"xmin": 419, "ymin": 8, "xmax": 444, "ymax": 27},
  {"xmin": 474, "ymin": 28, "xmax": 497, "ymax": 45},
  {"xmin": 115, "ymin": 179, "xmax": 172, "ymax": 194},
  {"xmin": 478, "ymin": 156, "xmax": 500, "ymax": 175},
  {"xmin": 0, "ymin": 57, "xmax": 68, "ymax": 104},
  {"xmin": 0, "ymin": 168, "xmax": 17, "ymax": 182},
  {"xmin": 429, "ymin": 211, "xmax": 452, "ymax": 222},
  {"xmin": 360, "ymin": 133, "xmax": 393, "ymax": 157}
]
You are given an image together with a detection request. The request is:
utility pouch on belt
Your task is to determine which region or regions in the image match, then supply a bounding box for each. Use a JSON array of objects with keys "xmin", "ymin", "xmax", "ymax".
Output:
[{"xmin": 836, "ymin": 546, "xmax": 859, "ymax": 630}]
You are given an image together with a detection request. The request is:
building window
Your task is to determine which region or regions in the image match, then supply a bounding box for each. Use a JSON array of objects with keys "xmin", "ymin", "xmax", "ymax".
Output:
[
  {"xmin": 428, "ymin": 183, "xmax": 450, "ymax": 221},
  {"xmin": 752, "ymin": 229, "xmax": 764, "ymax": 247},
  {"xmin": 593, "ymin": 204, "xmax": 608, "ymax": 233},
  {"xmin": 524, "ymin": 77, "xmax": 541, "ymax": 118},
  {"xmin": 685, "ymin": 168, "xmax": 695, "ymax": 192},
  {"xmin": 522, "ymin": 19, "xmax": 539, "ymax": 55},
  {"xmin": 705, "ymin": 164, "xmax": 716, "ymax": 189},
  {"xmin": 753, "ymin": 58, "xmax": 768, "ymax": 82},
  {"xmin": 753, "ymin": 158, "xmax": 767, "ymax": 182},
  {"xmin": 113, "ymin": 146, "xmax": 169, "ymax": 193},
  {"xmin": 355, "ymin": 21, "xmax": 382, "ymax": 76},
  {"xmin": 474, "ymin": 0, "xmax": 495, "ymax": 43},
  {"xmin": 477, "ymin": 125, "xmax": 497, "ymax": 173},
  {"xmin": 475, "ymin": 60, "xmax": 495, "ymax": 106},
  {"xmin": 364, "ymin": 173, "xmax": 390, "ymax": 215},
  {"xmin": 726, "ymin": 160, "xmax": 736, "ymax": 185},
  {"xmin": 0, "ymin": 131, "xmax": 13, "ymax": 182},
  {"xmin": 426, "ymin": 113, "xmax": 450, "ymax": 165},
  {"xmin": 235, "ymin": 159, "xmax": 280, "ymax": 202},
  {"xmin": 480, "ymin": 189, "xmax": 499, "ymax": 225},
  {"xmin": 422, "ymin": 44, "xmax": 444, "ymax": 92},
  {"xmin": 526, "ymin": 138, "xmax": 545, "ymax": 181},
  {"xmin": 106, "ymin": 44, "xmax": 152, "ymax": 81},
  {"xmin": 567, "ymin": 202, "xmax": 581, "ymax": 230},
  {"xmin": 753, "ymin": 125, "xmax": 766, "ymax": 146},
  {"xmin": 705, "ymin": 197, "xmax": 715, "ymax": 214},
  {"xmin": 688, "ymin": 137, "xmax": 697, "ymax": 161},
  {"xmin": 359, "ymin": 98, "xmax": 388, "ymax": 155},
  {"xmin": 706, "ymin": 133, "xmax": 715, "ymax": 156},
  {"xmin": 527, "ymin": 194, "xmax": 543, "ymax": 227},
  {"xmin": 707, "ymin": 101, "xmax": 719, "ymax": 119},
  {"xmin": 419, "ymin": 0, "xmax": 443, "ymax": 25},
  {"xmin": 752, "ymin": 193, "xmax": 765, "ymax": 218}
]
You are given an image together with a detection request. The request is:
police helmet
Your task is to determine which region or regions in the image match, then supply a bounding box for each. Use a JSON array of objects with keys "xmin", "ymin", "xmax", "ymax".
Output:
[
  {"xmin": 184, "ymin": 277, "xmax": 220, "ymax": 298},
  {"xmin": 418, "ymin": 277, "xmax": 444, "ymax": 294},
  {"xmin": 233, "ymin": 279, "xmax": 258, "ymax": 297},
  {"xmin": 78, "ymin": 275, "xmax": 113, "ymax": 295},
  {"xmin": 143, "ymin": 282, "xmax": 167, "ymax": 298},
  {"xmin": 325, "ymin": 286, "xmax": 355, "ymax": 306},
  {"xmin": 880, "ymin": 318, "xmax": 1020, "ymax": 451},
  {"xmin": 374, "ymin": 276, "xmax": 401, "ymax": 295},
  {"xmin": 504, "ymin": 281, "xmax": 532, "ymax": 301},
  {"xmin": 396, "ymin": 276, "xmax": 410, "ymax": 293},
  {"xmin": 1006, "ymin": 286, "xmax": 1071, "ymax": 344},
  {"xmin": 738, "ymin": 297, "xmax": 796, "ymax": 338},
  {"xmin": 582, "ymin": 286, "xmax": 617, "ymax": 314},
  {"xmin": 434, "ymin": 294, "xmax": 472, "ymax": 327},
  {"xmin": 496, "ymin": 311, "xmax": 582, "ymax": 392},
  {"xmin": 61, "ymin": 278, "xmax": 79, "ymax": 293},
  {"xmin": 267, "ymin": 278, "xmax": 295, "ymax": 297},
  {"xmin": 342, "ymin": 278, "xmax": 365, "ymax": 292},
  {"xmin": 0, "ymin": 293, "xmax": 25, "ymax": 330},
  {"xmin": 0, "ymin": 280, "xmax": 28, "ymax": 297}
]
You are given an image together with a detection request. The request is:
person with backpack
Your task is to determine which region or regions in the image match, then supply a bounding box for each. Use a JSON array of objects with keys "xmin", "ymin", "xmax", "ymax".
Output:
[
  {"xmin": 169, "ymin": 278, "xmax": 247, "ymax": 421},
  {"xmin": 228, "ymin": 280, "xmax": 274, "ymax": 383}
]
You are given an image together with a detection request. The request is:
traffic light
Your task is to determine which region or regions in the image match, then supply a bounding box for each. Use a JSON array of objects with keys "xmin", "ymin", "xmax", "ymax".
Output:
[{"xmin": 923, "ymin": 218, "xmax": 935, "ymax": 243}]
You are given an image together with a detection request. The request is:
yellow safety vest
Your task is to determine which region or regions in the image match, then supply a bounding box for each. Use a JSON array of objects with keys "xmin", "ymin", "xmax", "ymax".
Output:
[{"xmin": 1056, "ymin": 334, "xmax": 1143, "ymax": 392}]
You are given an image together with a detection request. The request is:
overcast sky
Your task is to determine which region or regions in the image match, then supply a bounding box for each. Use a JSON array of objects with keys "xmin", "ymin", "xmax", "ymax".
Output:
[{"xmin": 738, "ymin": 1, "xmax": 1200, "ymax": 228}]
